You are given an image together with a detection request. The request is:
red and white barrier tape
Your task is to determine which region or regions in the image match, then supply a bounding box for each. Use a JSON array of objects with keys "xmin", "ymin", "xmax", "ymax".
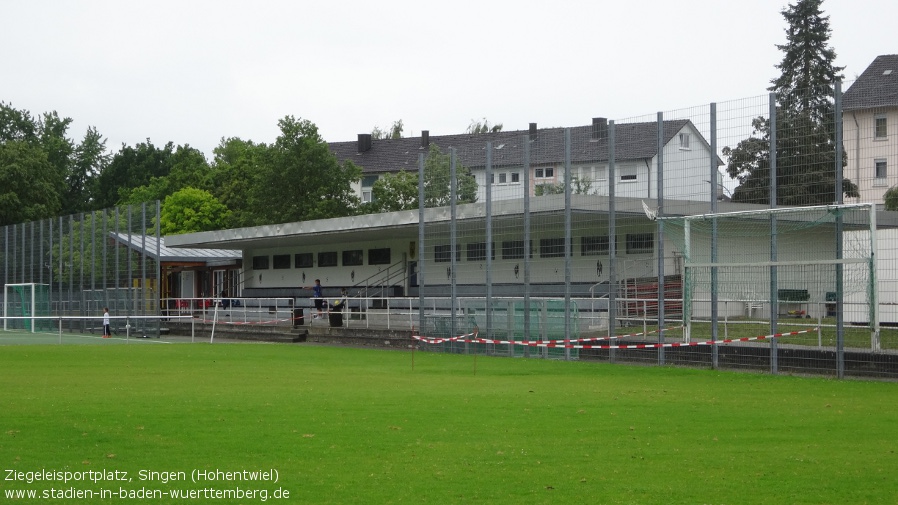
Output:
[{"xmin": 413, "ymin": 328, "xmax": 818, "ymax": 350}]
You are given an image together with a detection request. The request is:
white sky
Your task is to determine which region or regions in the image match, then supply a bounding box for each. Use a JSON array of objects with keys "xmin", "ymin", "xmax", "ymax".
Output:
[{"xmin": 2, "ymin": 0, "xmax": 894, "ymax": 159}]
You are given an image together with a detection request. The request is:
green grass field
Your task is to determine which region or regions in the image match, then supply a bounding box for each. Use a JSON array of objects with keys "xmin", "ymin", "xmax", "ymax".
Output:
[{"xmin": 1, "ymin": 343, "xmax": 896, "ymax": 504}]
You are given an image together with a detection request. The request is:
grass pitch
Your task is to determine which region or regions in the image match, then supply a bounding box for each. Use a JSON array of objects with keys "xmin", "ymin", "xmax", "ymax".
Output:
[{"xmin": 1, "ymin": 343, "xmax": 896, "ymax": 504}]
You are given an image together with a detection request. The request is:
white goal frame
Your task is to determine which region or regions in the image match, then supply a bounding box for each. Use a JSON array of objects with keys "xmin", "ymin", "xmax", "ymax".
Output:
[
  {"xmin": 3, "ymin": 283, "xmax": 52, "ymax": 333},
  {"xmin": 662, "ymin": 203, "xmax": 879, "ymax": 350}
]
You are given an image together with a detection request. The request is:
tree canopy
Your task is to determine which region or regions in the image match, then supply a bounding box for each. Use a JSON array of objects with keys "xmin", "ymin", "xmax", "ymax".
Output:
[
  {"xmin": 723, "ymin": 0, "xmax": 857, "ymax": 205},
  {"xmin": 251, "ymin": 116, "xmax": 361, "ymax": 224},
  {"xmin": 0, "ymin": 102, "xmax": 107, "ymax": 225}
]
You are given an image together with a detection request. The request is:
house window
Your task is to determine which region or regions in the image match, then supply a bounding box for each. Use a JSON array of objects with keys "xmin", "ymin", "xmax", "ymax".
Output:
[
  {"xmin": 272, "ymin": 254, "xmax": 291, "ymax": 269},
  {"xmin": 252, "ymin": 255, "xmax": 269, "ymax": 270},
  {"xmin": 501, "ymin": 240, "xmax": 530, "ymax": 260},
  {"xmin": 434, "ymin": 244, "xmax": 460, "ymax": 263},
  {"xmin": 581, "ymin": 236, "xmax": 611, "ymax": 256},
  {"xmin": 342, "ymin": 249, "xmax": 363, "ymax": 266},
  {"xmin": 362, "ymin": 175, "xmax": 378, "ymax": 203},
  {"xmin": 626, "ymin": 233, "xmax": 654, "ymax": 254},
  {"xmin": 679, "ymin": 133, "xmax": 690, "ymax": 149},
  {"xmin": 539, "ymin": 238, "xmax": 567, "ymax": 258},
  {"xmin": 595, "ymin": 167, "xmax": 607, "ymax": 181},
  {"xmin": 535, "ymin": 167, "xmax": 554, "ymax": 179},
  {"xmin": 498, "ymin": 173, "xmax": 507, "ymax": 184},
  {"xmin": 294, "ymin": 253, "xmax": 313, "ymax": 268},
  {"xmin": 318, "ymin": 251, "xmax": 338, "ymax": 267},
  {"xmin": 875, "ymin": 115, "xmax": 887, "ymax": 139},
  {"xmin": 510, "ymin": 172, "xmax": 520, "ymax": 183},
  {"xmin": 368, "ymin": 248, "xmax": 391, "ymax": 265},
  {"xmin": 620, "ymin": 167, "xmax": 637, "ymax": 182},
  {"xmin": 466, "ymin": 242, "xmax": 495, "ymax": 262},
  {"xmin": 875, "ymin": 159, "xmax": 887, "ymax": 184}
]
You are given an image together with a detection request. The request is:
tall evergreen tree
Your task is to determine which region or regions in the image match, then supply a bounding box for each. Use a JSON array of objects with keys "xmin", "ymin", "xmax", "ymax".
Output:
[{"xmin": 723, "ymin": 0, "xmax": 857, "ymax": 205}]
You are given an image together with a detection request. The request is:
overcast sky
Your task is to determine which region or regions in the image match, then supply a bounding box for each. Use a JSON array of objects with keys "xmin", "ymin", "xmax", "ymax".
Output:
[{"xmin": 2, "ymin": 0, "xmax": 894, "ymax": 158}]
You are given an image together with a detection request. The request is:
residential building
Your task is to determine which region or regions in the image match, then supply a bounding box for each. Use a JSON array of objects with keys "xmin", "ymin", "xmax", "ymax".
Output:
[
  {"xmin": 842, "ymin": 54, "xmax": 898, "ymax": 206},
  {"xmin": 328, "ymin": 118, "xmax": 722, "ymax": 204}
]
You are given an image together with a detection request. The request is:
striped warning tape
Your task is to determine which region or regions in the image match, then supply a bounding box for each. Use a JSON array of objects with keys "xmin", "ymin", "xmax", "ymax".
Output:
[{"xmin": 413, "ymin": 328, "xmax": 818, "ymax": 350}]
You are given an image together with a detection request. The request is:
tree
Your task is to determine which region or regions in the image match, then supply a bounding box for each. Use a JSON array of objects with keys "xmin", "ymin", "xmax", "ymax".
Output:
[
  {"xmin": 371, "ymin": 120, "xmax": 404, "ymax": 140},
  {"xmin": 252, "ymin": 116, "xmax": 361, "ymax": 224},
  {"xmin": 466, "ymin": 118, "xmax": 503, "ymax": 134},
  {"xmin": 534, "ymin": 176, "xmax": 594, "ymax": 196},
  {"xmin": 367, "ymin": 171, "xmax": 419, "ymax": 212},
  {"xmin": 884, "ymin": 186, "xmax": 898, "ymax": 211},
  {"xmin": 0, "ymin": 140, "xmax": 61, "ymax": 225},
  {"xmin": 93, "ymin": 140, "xmax": 176, "ymax": 210},
  {"xmin": 1, "ymin": 102, "xmax": 106, "ymax": 220},
  {"xmin": 160, "ymin": 187, "xmax": 231, "ymax": 235},
  {"xmin": 422, "ymin": 143, "xmax": 477, "ymax": 207},
  {"xmin": 723, "ymin": 0, "xmax": 857, "ymax": 205},
  {"xmin": 208, "ymin": 137, "xmax": 266, "ymax": 228}
]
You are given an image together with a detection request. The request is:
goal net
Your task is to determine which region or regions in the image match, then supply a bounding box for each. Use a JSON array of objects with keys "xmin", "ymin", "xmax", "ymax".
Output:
[
  {"xmin": 3, "ymin": 283, "xmax": 53, "ymax": 332},
  {"xmin": 660, "ymin": 204, "xmax": 876, "ymax": 337}
]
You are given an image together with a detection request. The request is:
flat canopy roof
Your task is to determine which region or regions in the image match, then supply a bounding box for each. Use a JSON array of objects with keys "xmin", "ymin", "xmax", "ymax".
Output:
[{"xmin": 165, "ymin": 196, "xmax": 867, "ymax": 252}]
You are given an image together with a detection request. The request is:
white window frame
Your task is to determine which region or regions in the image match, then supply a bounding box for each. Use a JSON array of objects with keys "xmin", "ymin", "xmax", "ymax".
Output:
[
  {"xmin": 874, "ymin": 159, "xmax": 887, "ymax": 185},
  {"xmin": 619, "ymin": 166, "xmax": 637, "ymax": 182},
  {"xmin": 874, "ymin": 115, "xmax": 887, "ymax": 139},
  {"xmin": 535, "ymin": 167, "xmax": 555, "ymax": 179},
  {"xmin": 679, "ymin": 133, "xmax": 691, "ymax": 150},
  {"xmin": 510, "ymin": 172, "xmax": 520, "ymax": 183}
]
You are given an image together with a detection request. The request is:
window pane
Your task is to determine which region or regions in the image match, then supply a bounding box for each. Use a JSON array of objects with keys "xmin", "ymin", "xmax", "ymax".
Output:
[
  {"xmin": 294, "ymin": 253, "xmax": 313, "ymax": 268},
  {"xmin": 272, "ymin": 254, "xmax": 291, "ymax": 269},
  {"xmin": 342, "ymin": 249, "xmax": 363, "ymax": 266},
  {"xmin": 875, "ymin": 117, "xmax": 887, "ymax": 138},
  {"xmin": 368, "ymin": 248, "xmax": 392, "ymax": 265},
  {"xmin": 318, "ymin": 251, "xmax": 338, "ymax": 267},
  {"xmin": 252, "ymin": 255, "xmax": 269, "ymax": 270},
  {"xmin": 626, "ymin": 233, "xmax": 654, "ymax": 254}
]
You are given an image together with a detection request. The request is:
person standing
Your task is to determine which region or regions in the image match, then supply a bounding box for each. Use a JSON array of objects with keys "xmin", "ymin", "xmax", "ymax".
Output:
[
  {"xmin": 102, "ymin": 307, "xmax": 111, "ymax": 338},
  {"xmin": 309, "ymin": 279, "xmax": 324, "ymax": 319}
]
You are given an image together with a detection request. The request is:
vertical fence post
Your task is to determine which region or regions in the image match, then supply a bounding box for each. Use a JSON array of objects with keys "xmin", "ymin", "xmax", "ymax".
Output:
[
  {"xmin": 834, "ymin": 80, "xmax": 845, "ymax": 378},
  {"xmin": 656, "ymin": 112, "xmax": 666, "ymax": 365},
  {"xmin": 608, "ymin": 120, "xmax": 617, "ymax": 363},
  {"xmin": 710, "ymin": 102, "xmax": 719, "ymax": 369},
  {"xmin": 523, "ymin": 135, "xmax": 532, "ymax": 357},
  {"xmin": 769, "ymin": 92, "xmax": 779, "ymax": 375},
  {"xmin": 486, "ymin": 142, "xmax": 494, "ymax": 352},
  {"xmin": 417, "ymin": 153, "xmax": 425, "ymax": 341},
  {"xmin": 564, "ymin": 128, "xmax": 572, "ymax": 361}
]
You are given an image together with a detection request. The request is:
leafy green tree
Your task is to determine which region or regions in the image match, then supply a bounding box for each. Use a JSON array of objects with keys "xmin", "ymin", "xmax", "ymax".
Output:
[
  {"xmin": 367, "ymin": 171, "xmax": 419, "ymax": 212},
  {"xmin": 466, "ymin": 118, "xmax": 503, "ymax": 134},
  {"xmin": 208, "ymin": 137, "xmax": 266, "ymax": 228},
  {"xmin": 422, "ymin": 143, "xmax": 477, "ymax": 207},
  {"xmin": 160, "ymin": 187, "xmax": 231, "ymax": 235},
  {"xmin": 0, "ymin": 140, "xmax": 61, "ymax": 225},
  {"xmin": 1, "ymin": 102, "xmax": 106, "ymax": 220},
  {"xmin": 371, "ymin": 120, "xmax": 404, "ymax": 140},
  {"xmin": 884, "ymin": 186, "xmax": 898, "ymax": 211},
  {"xmin": 120, "ymin": 145, "xmax": 210, "ymax": 206},
  {"xmin": 93, "ymin": 140, "xmax": 175, "ymax": 209},
  {"xmin": 723, "ymin": 0, "xmax": 857, "ymax": 205},
  {"xmin": 252, "ymin": 116, "xmax": 361, "ymax": 224},
  {"xmin": 534, "ymin": 176, "xmax": 594, "ymax": 196}
]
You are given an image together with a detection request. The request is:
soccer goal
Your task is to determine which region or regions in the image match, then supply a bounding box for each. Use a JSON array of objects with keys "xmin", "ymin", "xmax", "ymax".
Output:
[
  {"xmin": 660, "ymin": 204, "xmax": 878, "ymax": 348},
  {"xmin": 3, "ymin": 283, "xmax": 53, "ymax": 333}
]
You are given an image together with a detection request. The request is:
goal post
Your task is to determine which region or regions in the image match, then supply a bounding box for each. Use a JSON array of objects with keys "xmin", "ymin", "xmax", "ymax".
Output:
[
  {"xmin": 660, "ymin": 204, "xmax": 878, "ymax": 349},
  {"xmin": 3, "ymin": 283, "xmax": 52, "ymax": 333}
]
